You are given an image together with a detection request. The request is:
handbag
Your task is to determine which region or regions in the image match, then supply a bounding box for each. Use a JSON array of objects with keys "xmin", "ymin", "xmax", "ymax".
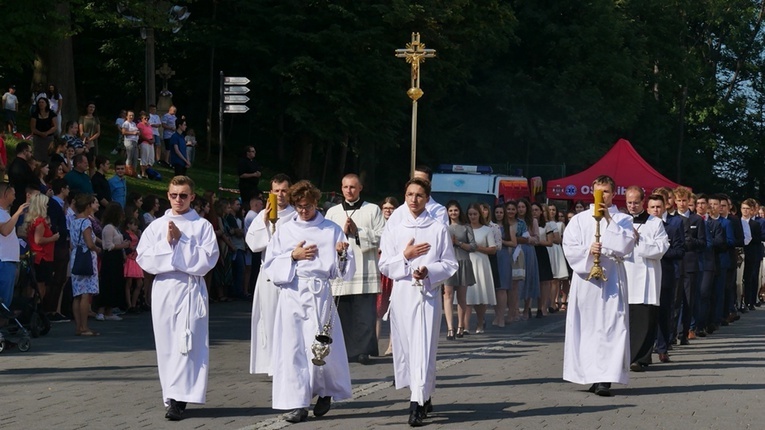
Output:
[
  {"xmin": 512, "ymin": 246, "xmax": 526, "ymax": 281},
  {"xmin": 71, "ymin": 221, "xmax": 94, "ymax": 276}
]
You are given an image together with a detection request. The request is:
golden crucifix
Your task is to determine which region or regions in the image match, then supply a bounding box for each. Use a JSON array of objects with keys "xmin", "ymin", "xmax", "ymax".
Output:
[{"xmin": 396, "ymin": 33, "xmax": 436, "ymax": 177}]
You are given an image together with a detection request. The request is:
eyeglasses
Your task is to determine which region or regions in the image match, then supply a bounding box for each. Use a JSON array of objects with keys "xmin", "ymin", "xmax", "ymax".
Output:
[
  {"xmin": 169, "ymin": 193, "xmax": 190, "ymax": 200},
  {"xmin": 295, "ymin": 204, "xmax": 315, "ymax": 212}
]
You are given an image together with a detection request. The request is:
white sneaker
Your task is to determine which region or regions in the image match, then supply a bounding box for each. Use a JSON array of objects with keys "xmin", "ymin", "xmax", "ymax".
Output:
[
  {"xmin": 95, "ymin": 313, "xmax": 105, "ymax": 321},
  {"xmin": 105, "ymin": 315, "xmax": 123, "ymax": 321},
  {"xmin": 137, "ymin": 174, "xmax": 143, "ymax": 179}
]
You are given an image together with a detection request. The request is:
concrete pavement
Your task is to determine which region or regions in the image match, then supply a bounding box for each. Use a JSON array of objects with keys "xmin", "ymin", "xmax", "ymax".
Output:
[{"xmin": 2, "ymin": 301, "xmax": 764, "ymax": 430}]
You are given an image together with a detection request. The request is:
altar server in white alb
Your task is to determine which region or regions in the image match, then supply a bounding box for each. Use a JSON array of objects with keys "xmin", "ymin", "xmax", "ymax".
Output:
[
  {"xmin": 386, "ymin": 165, "xmax": 448, "ymax": 228},
  {"xmin": 379, "ymin": 178, "xmax": 458, "ymax": 427},
  {"xmin": 325, "ymin": 173, "xmax": 386, "ymax": 363},
  {"xmin": 245, "ymin": 173, "xmax": 294, "ymax": 375},
  {"xmin": 264, "ymin": 180, "xmax": 355, "ymax": 423},
  {"xmin": 136, "ymin": 176, "xmax": 220, "ymax": 421},
  {"xmin": 623, "ymin": 186, "xmax": 669, "ymax": 371},
  {"xmin": 562, "ymin": 175, "xmax": 635, "ymax": 397}
]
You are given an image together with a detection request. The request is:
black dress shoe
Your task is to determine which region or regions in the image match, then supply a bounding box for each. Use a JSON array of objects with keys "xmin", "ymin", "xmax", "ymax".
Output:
[
  {"xmin": 408, "ymin": 403, "xmax": 426, "ymax": 427},
  {"xmin": 424, "ymin": 398, "xmax": 433, "ymax": 416},
  {"xmin": 356, "ymin": 354, "xmax": 372, "ymax": 365},
  {"xmin": 630, "ymin": 362, "xmax": 645, "ymax": 372},
  {"xmin": 679, "ymin": 338, "xmax": 690, "ymax": 346},
  {"xmin": 177, "ymin": 401, "xmax": 187, "ymax": 412},
  {"xmin": 594, "ymin": 383, "xmax": 612, "ymax": 396},
  {"xmin": 587, "ymin": 383, "xmax": 598, "ymax": 393},
  {"xmin": 284, "ymin": 408, "xmax": 308, "ymax": 423},
  {"xmin": 749, "ymin": 305, "xmax": 756, "ymax": 311},
  {"xmin": 165, "ymin": 399, "xmax": 183, "ymax": 421},
  {"xmin": 314, "ymin": 396, "xmax": 331, "ymax": 417}
]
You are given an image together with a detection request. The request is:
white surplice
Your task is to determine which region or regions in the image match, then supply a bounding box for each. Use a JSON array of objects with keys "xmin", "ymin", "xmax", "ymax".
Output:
[
  {"xmin": 136, "ymin": 209, "xmax": 220, "ymax": 406},
  {"xmin": 387, "ymin": 196, "xmax": 448, "ymax": 228},
  {"xmin": 379, "ymin": 210, "xmax": 458, "ymax": 405},
  {"xmin": 624, "ymin": 214, "xmax": 668, "ymax": 306},
  {"xmin": 264, "ymin": 211, "xmax": 355, "ymax": 410},
  {"xmin": 325, "ymin": 201, "xmax": 385, "ymax": 295},
  {"xmin": 562, "ymin": 205, "xmax": 635, "ymax": 386},
  {"xmin": 245, "ymin": 205, "xmax": 295, "ymax": 375}
]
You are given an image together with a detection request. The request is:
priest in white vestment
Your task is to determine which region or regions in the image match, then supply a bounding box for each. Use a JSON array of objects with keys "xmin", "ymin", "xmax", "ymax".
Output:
[
  {"xmin": 264, "ymin": 180, "xmax": 355, "ymax": 423},
  {"xmin": 136, "ymin": 176, "xmax": 220, "ymax": 421},
  {"xmin": 562, "ymin": 176, "xmax": 635, "ymax": 397},
  {"xmin": 325, "ymin": 173, "xmax": 386, "ymax": 362},
  {"xmin": 623, "ymin": 187, "xmax": 669, "ymax": 370},
  {"xmin": 379, "ymin": 178, "xmax": 458, "ymax": 427},
  {"xmin": 245, "ymin": 174, "xmax": 294, "ymax": 375}
]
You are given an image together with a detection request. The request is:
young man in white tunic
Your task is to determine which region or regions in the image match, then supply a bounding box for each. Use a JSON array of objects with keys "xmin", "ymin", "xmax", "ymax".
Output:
[
  {"xmin": 562, "ymin": 175, "xmax": 635, "ymax": 397},
  {"xmin": 386, "ymin": 166, "xmax": 448, "ymax": 228},
  {"xmin": 136, "ymin": 176, "xmax": 220, "ymax": 421},
  {"xmin": 623, "ymin": 187, "xmax": 669, "ymax": 371},
  {"xmin": 325, "ymin": 173, "xmax": 386, "ymax": 363},
  {"xmin": 379, "ymin": 178, "xmax": 458, "ymax": 427},
  {"xmin": 263, "ymin": 180, "xmax": 355, "ymax": 423},
  {"xmin": 245, "ymin": 174, "xmax": 294, "ymax": 376}
]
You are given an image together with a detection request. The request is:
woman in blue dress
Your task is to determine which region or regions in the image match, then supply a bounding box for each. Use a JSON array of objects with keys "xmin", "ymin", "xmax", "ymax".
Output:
[
  {"xmin": 516, "ymin": 198, "xmax": 540, "ymax": 320},
  {"xmin": 70, "ymin": 194, "xmax": 101, "ymax": 336}
]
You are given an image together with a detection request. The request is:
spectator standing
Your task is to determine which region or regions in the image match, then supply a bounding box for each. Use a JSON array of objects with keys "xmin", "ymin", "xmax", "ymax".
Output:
[
  {"xmin": 224, "ymin": 198, "xmax": 247, "ymax": 299},
  {"xmin": 96, "ymin": 202, "xmax": 129, "ymax": 322},
  {"xmin": 444, "ymin": 200, "xmax": 476, "ymax": 338},
  {"xmin": 464, "ymin": 203, "xmax": 497, "ymax": 333},
  {"xmin": 37, "ymin": 84, "xmax": 63, "ymax": 133},
  {"xmin": 79, "ymin": 102, "xmax": 101, "ymax": 159},
  {"xmin": 185, "ymin": 129, "xmax": 197, "ymax": 166},
  {"xmin": 70, "ymin": 193, "xmax": 102, "ymax": 336},
  {"xmin": 161, "ymin": 105, "xmax": 177, "ymax": 165},
  {"xmin": 109, "ymin": 160, "xmax": 127, "ymax": 208},
  {"xmin": 136, "ymin": 112, "xmax": 155, "ymax": 178},
  {"xmin": 91, "ymin": 155, "xmax": 112, "ymax": 218},
  {"xmin": 7, "ymin": 141, "xmax": 37, "ymax": 213},
  {"xmin": 30, "ymin": 98, "xmax": 57, "ymax": 161},
  {"xmin": 123, "ymin": 217, "xmax": 143, "ymax": 312},
  {"xmin": 517, "ymin": 198, "xmax": 540, "ymax": 319},
  {"xmin": 65, "ymin": 154, "xmax": 94, "ymax": 195},
  {"xmin": 45, "ymin": 179, "xmax": 71, "ymax": 322},
  {"xmin": 3, "ymin": 84, "xmax": 18, "ymax": 133},
  {"xmin": 120, "ymin": 111, "xmax": 140, "ymax": 177},
  {"xmin": 0, "ymin": 184, "xmax": 28, "ymax": 308},
  {"xmin": 377, "ymin": 196, "xmax": 399, "ymax": 353},
  {"xmin": 22, "ymin": 193, "xmax": 59, "ymax": 302},
  {"xmin": 238, "ymin": 146, "xmax": 262, "ymax": 204},
  {"xmin": 148, "ymin": 105, "xmax": 162, "ymax": 163},
  {"xmin": 169, "ymin": 119, "xmax": 190, "ymax": 176},
  {"xmin": 114, "ymin": 110, "xmax": 126, "ymax": 156}
]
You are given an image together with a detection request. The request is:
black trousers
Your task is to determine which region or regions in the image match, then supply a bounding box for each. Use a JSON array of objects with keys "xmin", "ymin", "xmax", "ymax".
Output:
[
  {"xmin": 656, "ymin": 286, "xmax": 675, "ymax": 354},
  {"xmin": 173, "ymin": 164, "xmax": 187, "ymax": 176},
  {"xmin": 673, "ymin": 271, "xmax": 696, "ymax": 340},
  {"xmin": 42, "ymin": 245, "xmax": 70, "ymax": 313},
  {"xmin": 337, "ymin": 293, "xmax": 379, "ymax": 358},
  {"xmin": 629, "ymin": 304, "xmax": 657, "ymax": 364},
  {"xmin": 723, "ymin": 268, "xmax": 737, "ymax": 315},
  {"xmin": 695, "ymin": 270, "xmax": 715, "ymax": 330},
  {"xmin": 743, "ymin": 256, "xmax": 762, "ymax": 306}
]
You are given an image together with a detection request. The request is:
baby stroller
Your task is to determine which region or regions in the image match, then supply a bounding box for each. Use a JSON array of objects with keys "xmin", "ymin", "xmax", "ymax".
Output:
[
  {"xmin": 0, "ymin": 300, "xmax": 31, "ymax": 353},
  {"xmin": 13, "ymin": 251, "xmax": 51, "ymax": 338}
]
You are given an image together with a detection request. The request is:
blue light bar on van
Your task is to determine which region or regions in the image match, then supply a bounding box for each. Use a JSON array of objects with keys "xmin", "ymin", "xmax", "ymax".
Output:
[{"xmin": 436, "ymin": 164, "xmax": 493, "ymax": 174}]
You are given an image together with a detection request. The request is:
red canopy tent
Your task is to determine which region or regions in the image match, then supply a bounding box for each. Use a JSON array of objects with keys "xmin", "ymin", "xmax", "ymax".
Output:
[{"xmin": 546, "ymin": 139, "xmax": 686, "ymax": 206}]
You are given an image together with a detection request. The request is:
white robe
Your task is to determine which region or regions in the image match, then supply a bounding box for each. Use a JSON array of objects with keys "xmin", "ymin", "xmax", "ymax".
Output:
[
  {"xmin": 624, "ymin": 214, "xmax": 668, "ymax": 305},
  {"xmin": 379, "ymin": 210, "xmax": 458, "ymax": 405},
  {"xmin": 562, "ymin": 205, "xmax": 635, "ymax": 386},
  {"xmin": 387, "ymin": 196, "xmax": 449, "ymax": 229},
  {"xmin": 245, "ymin": 205, "xmax": 295, "ymax": 375},
  {"xmin": 325, "ymin": 201, "xmax": 385, "ymax": 295},
  {"xmin": 264, "ymin": 211, "xmax": 355, "ymax": 410},
  {"xmin": 136, "ymin": 209, "xmax": 220, "ymax": 406}
]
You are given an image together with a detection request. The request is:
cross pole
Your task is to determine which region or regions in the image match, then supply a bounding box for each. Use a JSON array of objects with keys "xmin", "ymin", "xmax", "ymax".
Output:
[{"xmin": 395, "ymin": 33, "xmax": 436, "ymax": 178}]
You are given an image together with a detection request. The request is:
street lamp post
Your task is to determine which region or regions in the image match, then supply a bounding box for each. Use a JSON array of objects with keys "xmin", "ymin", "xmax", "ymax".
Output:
[{"xmin": 395, "ymin": 33, "xmax": 436, "ymax": 178}]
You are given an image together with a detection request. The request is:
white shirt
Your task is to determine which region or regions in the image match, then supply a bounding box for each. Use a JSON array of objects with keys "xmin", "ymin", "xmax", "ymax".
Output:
[
  {"xmin": 149, "ymin": 113, "xmax": 161, "ymax": 137},
  {"xmin": 0, "ymin": 208, "xmax": 20, "ymax": 262}
]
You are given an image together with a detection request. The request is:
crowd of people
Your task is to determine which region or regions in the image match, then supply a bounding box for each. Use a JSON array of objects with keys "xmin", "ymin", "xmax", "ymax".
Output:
[{"xmin": 2, "ymin": 93, "xmax": 764, "ymax": 426}]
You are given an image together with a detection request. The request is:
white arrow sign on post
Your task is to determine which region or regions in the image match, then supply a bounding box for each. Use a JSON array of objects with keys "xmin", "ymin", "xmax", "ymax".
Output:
[
  {"xmin": 224, "ymin": 76, "xmax": 250, "ymax": 85},
  {"xmin": 224, "ymin": 104, "xmax": 250, "ymax": 113},
  {"xmin": 224, "ymin": 95, "xmax": 250, "ymax": 103},
  {"xmin": 224, "ymin": 85, "xmax": 250, "ymax": 95}
]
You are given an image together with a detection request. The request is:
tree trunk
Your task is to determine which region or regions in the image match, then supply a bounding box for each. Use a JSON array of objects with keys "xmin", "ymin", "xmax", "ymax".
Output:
[
  {"xmin": 293, "ymin": 133, "xmax": 313, "ymax": 180},
  {"xmin": 206, "ymin": 0, "xmax": 218, "ymax": 162},
  {"xmin": 35, "ymin": 2, "xmax": 77, "ymax": 127},
  {"xmin": 337, "ymin": 134, "xmax": 349, "ymax": 180}
]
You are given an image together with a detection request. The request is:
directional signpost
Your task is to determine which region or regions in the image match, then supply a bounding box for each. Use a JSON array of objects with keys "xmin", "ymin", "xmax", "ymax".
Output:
[{"xmin": 219, "ymin": 72, "xmax": 251, "ymax": 188}]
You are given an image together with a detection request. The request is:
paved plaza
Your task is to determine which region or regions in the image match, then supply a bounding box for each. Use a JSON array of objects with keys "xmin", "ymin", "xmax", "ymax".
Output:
[{"xmin": 2, "ymin": 301, "xmax": 763, "ymax": 429}]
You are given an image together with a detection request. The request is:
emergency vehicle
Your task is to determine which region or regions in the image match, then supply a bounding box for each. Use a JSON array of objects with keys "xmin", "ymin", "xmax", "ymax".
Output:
[{"xmin": 430, "ymin": 164, "xmax": 541, "ymax": 209}]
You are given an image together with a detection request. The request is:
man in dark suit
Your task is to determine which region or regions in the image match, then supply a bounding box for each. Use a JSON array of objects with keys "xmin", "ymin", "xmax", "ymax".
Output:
[
  {"xmin": 692, "ymin": 194, "xmax": 725, "ymax": 337},
  {"xmin": 740, "ymin": 198, "xmax": 763, "ymax": 311},
  {"xmin": 44, "ymin": 179, "xmax": 71, "ymax": 322},
  {"xmin": 720, "ymin": 195, "xmax": 744, "ymax": 322},
  {"xmin": 672, "ymin": 187, "xmax": 706, "ymax": 344}
]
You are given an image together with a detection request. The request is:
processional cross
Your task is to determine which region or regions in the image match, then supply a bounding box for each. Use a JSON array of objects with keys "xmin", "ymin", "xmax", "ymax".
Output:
[{"xmin": 395, "ymin": 33, "xmax": 436, "ymax": 177}]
